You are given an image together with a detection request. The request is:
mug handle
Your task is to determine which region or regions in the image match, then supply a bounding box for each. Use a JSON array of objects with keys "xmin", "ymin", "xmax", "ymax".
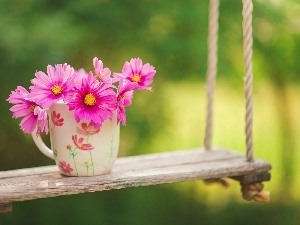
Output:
[{"xmin": 31, "ymin": 129, "xmax": 55, "ymax": 160}]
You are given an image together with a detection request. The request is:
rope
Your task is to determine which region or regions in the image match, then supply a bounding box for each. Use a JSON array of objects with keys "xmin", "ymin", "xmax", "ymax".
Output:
[
  {"xmin": 204, "ymin": 0, "xmax": 255, "ymax": 161},
  {"xmin": 243, "ymin": 0, "xmax": 254, "ymax": 162},
  {"xmin": 241, "ymin": 2, "xmax": 270, "ymax": 200},
  {"xmin": 204, "ymin": 0, "xmax": 219, "ymax": 150},
  {"xmin": 241, "ymin": 183, "xmax": 270, "ymax": 202},
  {"xmin": 204, "ymin": 178, "xmax": 230, "ymax": 188}
]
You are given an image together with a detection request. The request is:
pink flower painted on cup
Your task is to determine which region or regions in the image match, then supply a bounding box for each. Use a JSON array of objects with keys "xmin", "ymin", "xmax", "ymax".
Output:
[
  {"xmin": 59, "ymin": 161, "xmax": 73, "ymax": 174},
  {"xmin": 72, "ymin": 135, "xmax": 94, "ymax": 151},
  {"xmin": 76, "ymin": 122, "xmax": 100, "ymax": 136},
  {"xmin": 51, "ymin": 111, "xmax": 64, "ymax": 126}
]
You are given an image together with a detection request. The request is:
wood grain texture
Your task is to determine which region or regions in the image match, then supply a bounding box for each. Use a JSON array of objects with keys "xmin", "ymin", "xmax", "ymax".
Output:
[
  {"xmin": 231, "ymin": 172, "xmax": 271, "ymax": 184},
  {"xmin": 0, "ymin": 148, "xmax": 271, "ymax": 203}
]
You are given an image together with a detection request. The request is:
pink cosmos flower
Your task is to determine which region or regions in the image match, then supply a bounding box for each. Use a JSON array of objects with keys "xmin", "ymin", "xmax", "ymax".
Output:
[
  {"xmin": 116, "ymin": 82, "xmax": 140, "ymax": 126},
  {"xmin": 6, "ymin": 86, "xmax": 48, "ymax": 135},
  {"xmin": 76, "ymin": 122, "xmax": 100, "ymax": 136},
  {"xmin": 73, "ymin": 68, "xmax": 89, "ymax": 87},
  {"xmin": 29, "ymin": 64, "xmax": 75, "ymax": 108},
  {"xmin": 51, "ymin": 111, "xmax": 64, "ymax": 126},
  {"xmin": 59, "ymin": 161, "xmax": 73, "ymax": 174},
  {"xmin": 72, "ymin": 135, "xmax": 94, "ymax": 151},
  {"xmin": 34, "ymin": 106, "xmax": 48, "ymax": 135},
  {"xmin": 93, "ymin": 57, "xmax": 112, "ymax": 84},
  {"xmin": 113, "ymin": 58, "xmax": 156, "ymax": 90},
  {"xmin": 67, "ymin": 72, "xmax": 117, "ymax": 128},
  {"xmin": 7, "ymin": 57, "xmax": 156, "ymax": 136}
]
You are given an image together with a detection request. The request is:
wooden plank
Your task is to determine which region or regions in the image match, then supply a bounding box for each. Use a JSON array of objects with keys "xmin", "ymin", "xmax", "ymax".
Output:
[
  {"xmin": 0, "ymin": 148, "xmax": 239, "ymax": 178},
  {"xmin": 0, "ymin": 148, "xmax": 271, "ymax": 203},
  {"xmin": 231, "ymin": 172, "xmax": 271, "ymax": 185},
  {"xmin": 0, "ymin": 165, "xmax": 58, "ymax": 179}
]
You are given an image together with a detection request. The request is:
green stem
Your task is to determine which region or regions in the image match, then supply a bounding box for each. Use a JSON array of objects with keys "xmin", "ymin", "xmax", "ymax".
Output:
[
  {"xmin": 72, "ymin": 147, "xmax": 79, "ymax": 176},
  {"xmin": 107, "ymin": 119, "xmax": 114, "ymax": 169},
  {"xmin": 86, "ymin": 136, "xmax": 94, "ymax": 175},
  {"xmin": 89, "ymin": 151, "xmax": 94, "ymax": 175}
]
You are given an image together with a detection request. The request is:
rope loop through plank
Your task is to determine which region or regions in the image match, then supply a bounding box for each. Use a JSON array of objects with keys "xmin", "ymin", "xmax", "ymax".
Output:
[
  {"xmin": 204, "ymin": 0, "xmax": 255, "ymax": 162},
  {"xmin": 241, "ymin": 183, "xmax": 270, "ymax": 202}
]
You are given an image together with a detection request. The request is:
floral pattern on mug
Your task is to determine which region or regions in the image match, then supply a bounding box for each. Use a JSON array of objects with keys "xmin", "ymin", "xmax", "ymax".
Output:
[
  {"xmin": 72, "ymin": 135, "xmax": 94, "ymax": 150},
  {"xmin": 66, "ymin": 144, "xmax": 79, "ymax": 176},
  {"xmin": 76, "ymin": 122, "xmax": 100, "ymax": 136},
  {"xmin": 103, "ymin": 119, "xmax": 115, "ymax": 172},
  {"xmin": 51, "ymin": 111, "xmax": 64, "ymax": 126},
  {"xmin": 81, "ymin": 161, "xmax": 94, "ymax": 175},
  {"xmin": 66, "ymin": 135, "xmax": 96, "ymax": 175},
  {"xmin": 59, "ymin": 161, "xmax": 73, "ymax": 175}
]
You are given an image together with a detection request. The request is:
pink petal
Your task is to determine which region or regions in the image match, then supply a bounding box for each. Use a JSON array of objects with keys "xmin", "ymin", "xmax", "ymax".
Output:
[
  {"xmin": 78, "ymin": 137, "xmax": 84, "ymax": 144},
  {"xmin": 130, "ymin": 58, "xmax": 143, "ymax": 74},
  {"xmin": 7, "ymin": 86, "xmax": 29, "ymax": 104},
  {"xmin": 122, "ymin": 61, "xmax": 133, "ymax": 77},
  {"xmin": 32, "ymin": 71, "xmax": 51, "ymax": 87},
  {"xmin": 20, "ymin": 114, "xmax": 38, "ymax": 133},
  {"xmin": 47, "ymin": 64, "xmax": 58, "ymax": 83},
  {"xmin": 117, "ymin": 107, "xmax": 126, "ymax": 126}
]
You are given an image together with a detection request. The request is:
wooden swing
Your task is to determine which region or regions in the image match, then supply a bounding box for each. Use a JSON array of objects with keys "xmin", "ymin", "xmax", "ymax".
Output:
[{"xmin": 0, "ymin": 0, "xmax": 271, "ymax": 213}]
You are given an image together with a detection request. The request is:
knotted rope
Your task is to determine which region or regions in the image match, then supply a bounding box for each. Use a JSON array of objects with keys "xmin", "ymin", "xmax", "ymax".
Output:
[
  {"xmin": 204, "ymin": 0, "xmax": 219, "ymax": 150},
  {"xmin": 241, "ymin": 183, "xmax": 270, "ymax": 202}
]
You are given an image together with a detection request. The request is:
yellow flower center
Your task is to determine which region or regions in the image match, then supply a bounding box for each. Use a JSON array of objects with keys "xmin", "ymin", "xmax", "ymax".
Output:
[
  {"xmin": 84, "ymin": 93, "xmax": 96, "ymax": 106},
  {"xmin": 51, "ymin": 84, "xmax": 62, "ymax": 96},
  {"xmin": 30, "ymin": 104, "xmax": 36, "ymax": 112},
  {"xmin": 117, "ymin": 94, "xmax": 125, "ymax": 100},
  {"xmin": 131, "ymin": 74, "xmax": 141, "ymax": 83},
  {"xmin": 96, "ymin": 73, "xmax": 104, "ymax": 82}
]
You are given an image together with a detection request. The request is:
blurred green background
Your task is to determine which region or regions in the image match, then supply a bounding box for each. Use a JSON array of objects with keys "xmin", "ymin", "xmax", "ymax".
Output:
[{"xmin": 1, "ymin": 0, "xmax": 300, "ymax": 224}]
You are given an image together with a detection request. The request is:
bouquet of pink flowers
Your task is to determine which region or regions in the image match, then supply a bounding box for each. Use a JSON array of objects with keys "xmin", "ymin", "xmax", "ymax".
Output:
[{"xmin": 7, "ymin": 57, "xmax": 156, "ymax": 135}]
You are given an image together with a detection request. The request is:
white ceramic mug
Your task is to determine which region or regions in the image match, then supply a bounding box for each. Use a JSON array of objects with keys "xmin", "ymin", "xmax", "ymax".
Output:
[{"xmin": 32, "ymin": 102, "xmax": 120, "ymax": 176}]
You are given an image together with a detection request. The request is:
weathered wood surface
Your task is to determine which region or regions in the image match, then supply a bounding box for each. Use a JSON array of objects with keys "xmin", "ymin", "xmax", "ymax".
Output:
[
  {"xmin": 0, "ymin": 148, "xmax": 271, "ymax": 204},
  {"xmin": 231, "ymin": 172, "xmax": 271, "ymax": 184}
]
